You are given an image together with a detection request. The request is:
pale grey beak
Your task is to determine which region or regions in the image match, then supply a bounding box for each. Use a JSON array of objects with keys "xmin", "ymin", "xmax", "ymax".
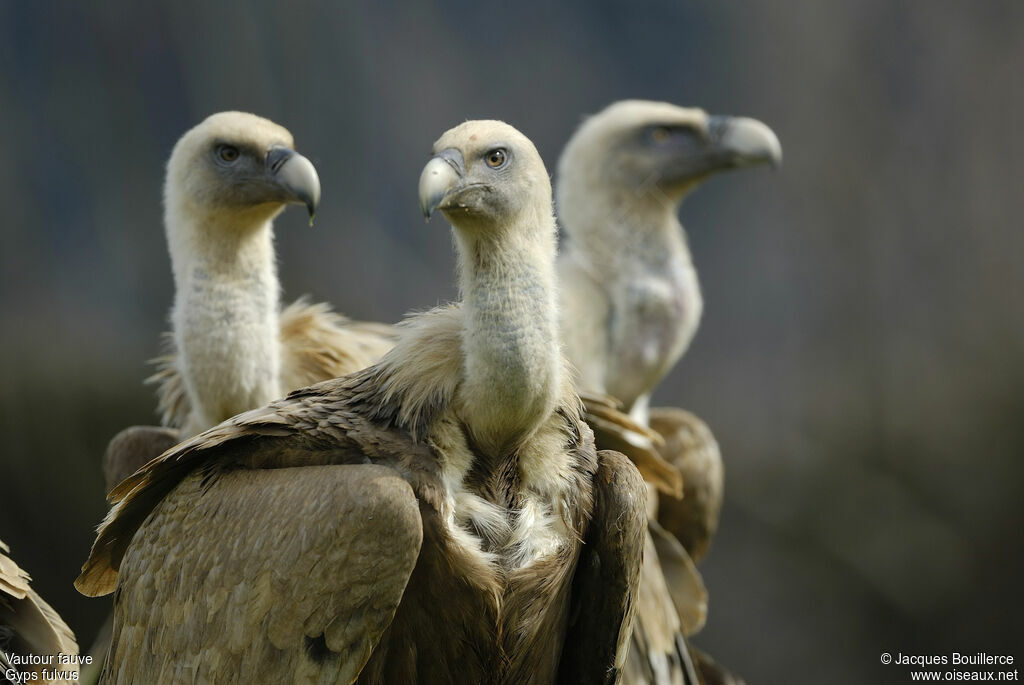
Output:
[
  {"xmin": 267, "ymin": 145, "xmax": 321, "ymax": 219},
  {"xmin": 710, "ymin": 116, "xmax": 783, "ymax": 169},
  {"xmin": 418, "ymin": 148, "xmax": 465, "ymax": 219}
]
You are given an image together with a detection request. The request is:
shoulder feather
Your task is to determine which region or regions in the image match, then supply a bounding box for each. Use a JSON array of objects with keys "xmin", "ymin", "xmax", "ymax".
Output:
[
  {"xmin": 103, "ymin": 425, "xmax": 180, "ymax": 493},
  {"xmin": 279, "ymin": 297, "xmax": 397, "ymax": 389},
  {"xmin": 343, "ymin": 305, "xmax": 464, "ymax": 439},
  {"xmin": 77, "ymin": 375, "xmax": 375, "ymax": 597}
]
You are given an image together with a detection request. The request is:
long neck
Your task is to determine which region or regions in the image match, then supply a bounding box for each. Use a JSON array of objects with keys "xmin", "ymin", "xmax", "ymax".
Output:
[
  {"xmin": 166, "ymin": 202, "xmax": 282, "ymax": 435},
  {"xmin": 558, "ymin": 180, "xmax": 703, "ymax": 416},
  {"xmin": 560, "ymin": 181, "xmax": 693, "ymax": 279},
  {"xmin": 454, "ymin": 205, "xmax": 562, "ymax": 456}
]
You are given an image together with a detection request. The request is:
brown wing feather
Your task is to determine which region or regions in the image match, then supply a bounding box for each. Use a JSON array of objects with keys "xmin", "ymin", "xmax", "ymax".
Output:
[
  {"xmin": 649, "ymin": 407, "xmax": 723, "ymax": 562},
  {"xmin": 648, "ymin": 519, "xmax": 708, "ymax": 637},
  {"xmin": 625, "ymin": 524, "xmax": 705, "ymax": 685},
  {"xmin": 578, "ymin": 391, "xmax": 665, "ymax": 445},
  {"xmin": 76, "ymin": 356, "xmax": 443, "ymax": 600},
  {"xmin": 558, "ymin": 449, "xmax": 647, "ymax": 684},
  {"xmin": 102, "ymin": 425, "xmax": 180, "ymax": 494},
  {"xmin": 104, "ymin": 464, "xmax": 421, "ymax": 684},
  {"xmin": 1, "ymin": 539, "xmax": 79, "ymax": 680},
  {"xmin": 581, "ymin": 392, "xmax": 683, "ymax": 498},
  {"xmin": 76, "ymin": 375, "xmax": 367, "ymax": 598}
]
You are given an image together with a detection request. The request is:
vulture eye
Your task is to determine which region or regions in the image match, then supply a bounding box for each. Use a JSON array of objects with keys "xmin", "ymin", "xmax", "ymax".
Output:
[
  {"xmin": 216, "ymin": 144, "xmax": 240, "ymax": 164},
  {"xmin": 485, "ymin": 148, "xmax": 507, "ymax": 169},
  {"xmin": 650, "ymin": 126, "xmax": 673, "ymax": 143}
]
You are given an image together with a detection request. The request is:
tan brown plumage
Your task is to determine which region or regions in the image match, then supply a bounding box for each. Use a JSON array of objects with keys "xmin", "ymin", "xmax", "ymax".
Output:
[
  {"xmin": 1, "ymin": 540, "xmax": 79, "ymax": 683},
  {"xmin": 649, "ymin": 408, "xmax": 723, "ymax": 564},
  {"xmin": 580, "ymin": 391, "xmax": 682, "ymax": 498},
  {"xmin": 102, "ymin": 426, "xmax": 180, "ymax": 493},
  {"xmin": 77, "ymin": 120, "xmax": 646, "ymax": 684}
]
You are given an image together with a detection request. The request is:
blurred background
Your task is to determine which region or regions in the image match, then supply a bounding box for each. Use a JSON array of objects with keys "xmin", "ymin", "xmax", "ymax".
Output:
[{"xmin": 1, "ymin": 1, "xmax": 1022, "ymax": 682}]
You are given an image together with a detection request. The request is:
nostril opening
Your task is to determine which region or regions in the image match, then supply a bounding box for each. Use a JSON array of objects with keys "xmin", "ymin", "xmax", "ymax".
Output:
[
  {"xmin": 706, "ymin": 116, "xmax": 729, "ymax": 141},
  {"xmin": 266, "ymin": 146, "xmax": 294, "ymax": 174}
]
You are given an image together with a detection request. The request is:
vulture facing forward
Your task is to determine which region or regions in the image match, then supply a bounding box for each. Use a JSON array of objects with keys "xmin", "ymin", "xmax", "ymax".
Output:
[
  {"xmin": 77, "ymin": 121, "xmax": 646, "ymax": 684},
  {"xmin": 151, "ymin": 111, "xmax": 395, "ymax": 440},
  {"xmin": 558, "ymin": 100, "xmax": 780, "ymax": 685},
  {"xmin": 1, "ymin": 539, "xmax": 79, "ymax": 683}
]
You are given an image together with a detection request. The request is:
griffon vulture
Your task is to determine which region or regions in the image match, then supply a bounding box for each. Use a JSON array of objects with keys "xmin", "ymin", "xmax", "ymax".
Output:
[
  {"xmin": 76, "ymin": 120, "xmax": 646, "ymax": 685},
  {"xmin": 559, "ymin": 99, "xmax": 780, "ymax": 555},
  {"xmin": 151, "ymin": 110, "xmax": 396, "ymax": 440},
  {"xmin": 1, "ymin": 540, "xmax": 79, "ymax": 683},
  {"xmin": 85, "ymin": 112, "xmax": 397, "ymax": 680},
  {"xmin": 558, "ymin": 100, "xmax": 780, "ymax": 684}
]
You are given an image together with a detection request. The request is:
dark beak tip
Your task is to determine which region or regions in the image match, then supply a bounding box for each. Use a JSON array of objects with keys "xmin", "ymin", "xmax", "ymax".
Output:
[
  {"xmin": 299, "ymin": 194, "xmax": 319, "ymax": 221},
  {"xmin": 421, "ymin": 193, "xmax": 446, "ymax": 221}
]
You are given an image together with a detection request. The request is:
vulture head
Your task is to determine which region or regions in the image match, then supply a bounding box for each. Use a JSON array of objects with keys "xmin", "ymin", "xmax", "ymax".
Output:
[
  {"xmin": 419, "ymin": 120, "xmax": 552, "ymax": 236},
  {"xmin": 418, "ymin": 120, "xmax": 560, "ymax": 454},
  {"xmin": 558, "ymin": 99, "xmax": 780, "ymax": 206},
  {"xmin": 165, "ymin": 111, "xmax": 321, "ymax": 229}
]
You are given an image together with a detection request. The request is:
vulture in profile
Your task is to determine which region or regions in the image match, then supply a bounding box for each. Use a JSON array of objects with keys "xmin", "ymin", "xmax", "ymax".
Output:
[
  {"xmin": 100, "ymin": 111, "xmax": 397, "ymax": 494},
  {"xmin": 150, "ymin": 111, "xmax": 396, "ymax": 440},
  {"xmin": 87, "ymin": 112, "xmax": 398, "ymax": 679},
  {"xmin": 77, "ymin": 120, "xmax": 646, "ymax": 684},
  {"xmin": 1, "ymin": 539, "xmax": 79, "ymax": 683},
  {"xmin": 558, "ymin": 100, "xmax": 780, "ymax": 684}
]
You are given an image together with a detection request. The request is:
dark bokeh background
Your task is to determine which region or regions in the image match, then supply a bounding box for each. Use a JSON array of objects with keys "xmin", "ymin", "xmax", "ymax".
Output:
[{"xmin": 2, "ymin": 2, "xmax": 1022, "ymax": 683}]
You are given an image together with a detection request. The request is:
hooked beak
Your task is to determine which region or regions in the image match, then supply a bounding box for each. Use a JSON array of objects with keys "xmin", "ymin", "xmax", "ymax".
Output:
[
  {"xmin": 266, "ymin": 145, "xmax": 321, "ymax": 220},
  {"xmin": 418, "ymin": 148, "xmax": 465, "ymax": 219},
  {"xmin": 707, "ymin": 116, "xmax": 782, "ymax": 169}
]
